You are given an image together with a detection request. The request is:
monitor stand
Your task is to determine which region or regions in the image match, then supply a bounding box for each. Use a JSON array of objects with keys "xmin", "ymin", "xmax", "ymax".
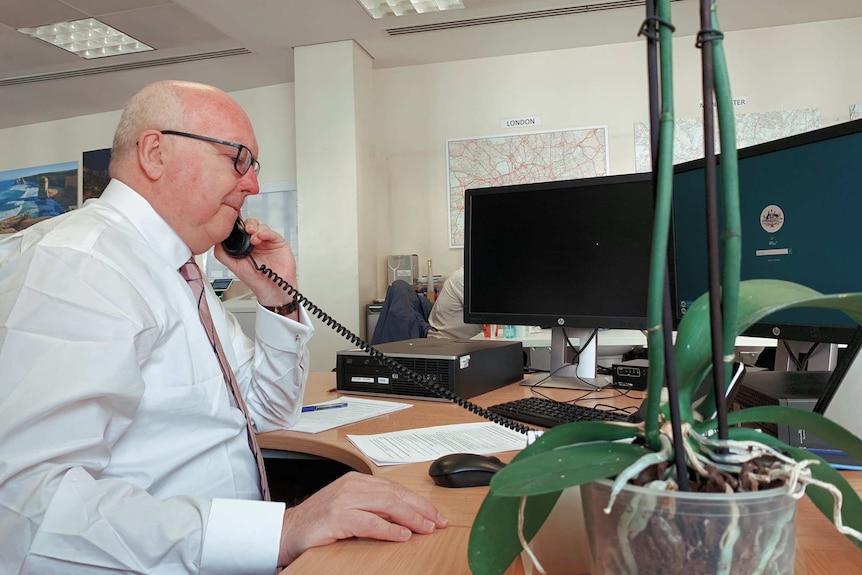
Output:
[
  {"xmin": 522, "ymin": 326, "xmax": 605, "ymax": 390},
  {"xmin": 774, "ymin": 340, "xmax": 840, "ymax": 372}
]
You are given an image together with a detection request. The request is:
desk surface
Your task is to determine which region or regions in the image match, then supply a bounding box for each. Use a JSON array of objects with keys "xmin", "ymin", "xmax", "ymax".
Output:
[{"xmin": 258, "ymin": 373, "xmax": 860, "ymax": 574}]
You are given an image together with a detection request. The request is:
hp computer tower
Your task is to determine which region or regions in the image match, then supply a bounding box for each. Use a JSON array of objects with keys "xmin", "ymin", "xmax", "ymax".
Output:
[{"xmin": 336, "ymin": 338, "xmax": 523, "ymax": 401}]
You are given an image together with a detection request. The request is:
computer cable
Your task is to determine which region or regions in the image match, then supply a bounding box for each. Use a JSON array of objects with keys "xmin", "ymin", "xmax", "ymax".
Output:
[
  {"xmin": 781, "ymin": 339, "xmax": 820, "ymax": 371},
  {"xmin": 527, "ymin": 382, "xmax": 639, "ymax": 420},
  {"xmin": 526, "ymin": 359, "xmax": 603, "ymax": 392}
]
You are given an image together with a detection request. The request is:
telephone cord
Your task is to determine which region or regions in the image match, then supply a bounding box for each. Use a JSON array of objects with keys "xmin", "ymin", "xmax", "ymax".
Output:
[{"xmin": 249, "ymin": 254, "xmax": 536, "ymax": 435}]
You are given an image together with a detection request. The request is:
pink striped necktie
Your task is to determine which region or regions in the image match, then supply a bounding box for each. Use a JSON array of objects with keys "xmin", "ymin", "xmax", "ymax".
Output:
[{"xmin": 180, "ymin": 258, "xmax": 271, "ymax": 501}]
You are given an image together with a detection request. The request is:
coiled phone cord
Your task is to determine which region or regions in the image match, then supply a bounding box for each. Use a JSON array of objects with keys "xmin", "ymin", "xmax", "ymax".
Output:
[{"xmin": 249, "ymin": 254, "xmax": 536, "ymax": 435}]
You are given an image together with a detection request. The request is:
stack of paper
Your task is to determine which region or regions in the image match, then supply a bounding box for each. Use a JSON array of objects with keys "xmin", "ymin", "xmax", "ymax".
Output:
[
  {"xmin": 291, "ymin": 396, "xmax": 412, "ymax": 434},
  {"xmin": 346, "ymin": 421, "xmax": 528, "ymax": 466}
]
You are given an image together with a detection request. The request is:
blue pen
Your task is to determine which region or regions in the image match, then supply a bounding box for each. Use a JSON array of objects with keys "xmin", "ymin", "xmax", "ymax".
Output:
[{"xmin": 301, "ymin": 402, "xmax": 348, "ymax": 413}]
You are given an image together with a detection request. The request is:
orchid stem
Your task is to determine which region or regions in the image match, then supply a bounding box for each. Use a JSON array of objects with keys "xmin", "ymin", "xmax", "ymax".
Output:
[{"xmin": 712, "ymin": 5, "xmax": 741, "ymax": 442}]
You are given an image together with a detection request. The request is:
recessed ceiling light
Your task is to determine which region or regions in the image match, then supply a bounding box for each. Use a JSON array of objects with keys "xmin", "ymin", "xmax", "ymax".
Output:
[
  {"xmin": 357, "ymin": 0, "xmax": 465, "ymax": 19},
  {"xmin": 17, "ymin": 18, "xmax": 154, "ymax": 59}
]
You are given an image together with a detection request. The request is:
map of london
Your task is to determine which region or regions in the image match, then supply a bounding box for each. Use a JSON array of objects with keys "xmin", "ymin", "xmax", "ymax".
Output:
[{"xmin": 446, "ymin": 127, "xmax": 608, "ymax": 247}]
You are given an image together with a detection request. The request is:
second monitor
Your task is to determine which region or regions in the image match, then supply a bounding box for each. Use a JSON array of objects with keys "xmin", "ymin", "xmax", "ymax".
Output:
[
  {"xmin": 672, "ymin": 119, "xmax": 862, "ymax": 370},
  {"xmin": 463, "ymin": 172, "xmax": 655, "ymax": 389}
]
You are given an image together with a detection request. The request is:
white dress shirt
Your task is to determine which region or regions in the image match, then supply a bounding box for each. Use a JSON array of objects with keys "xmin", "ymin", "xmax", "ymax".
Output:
[{"xmin": 0, "ymin": 180, "xmax": 313, "ymax": 574}]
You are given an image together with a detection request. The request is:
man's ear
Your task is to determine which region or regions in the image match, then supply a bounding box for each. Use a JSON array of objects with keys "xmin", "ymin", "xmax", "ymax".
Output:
[{"xmin": 137, "ymin": 130, "xmax": 165, "ymax": 180}]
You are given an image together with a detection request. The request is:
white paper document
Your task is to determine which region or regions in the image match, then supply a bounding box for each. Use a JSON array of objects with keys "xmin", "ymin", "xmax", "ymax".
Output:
[
  {"xmin": 346, "ymin": 422, "xmax": 528, "ymax": 466},
  {"xmin": 290, "ymin": 396, "xmax": 412, "ymax": 434}
]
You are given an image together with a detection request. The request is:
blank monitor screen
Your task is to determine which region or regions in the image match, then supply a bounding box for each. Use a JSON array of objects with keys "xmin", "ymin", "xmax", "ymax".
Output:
[
  {"xmin": 672, "ymin": 119, "xmax": 862, "ymax": 344},
  {"xmin": 463, "ymin": 173, "xmax": 654, "ymax": 330}
]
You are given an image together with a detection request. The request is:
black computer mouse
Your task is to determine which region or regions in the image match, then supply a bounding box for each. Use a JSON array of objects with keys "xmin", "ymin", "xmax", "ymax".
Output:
[{"xmin": 427, "ymin": 452, "xmax": 506, "ymax": 488}]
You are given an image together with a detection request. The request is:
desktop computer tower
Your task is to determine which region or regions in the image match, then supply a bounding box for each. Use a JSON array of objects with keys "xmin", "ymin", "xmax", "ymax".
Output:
[
  {"xmin": 729, "ymin": 364, "xmax": 862, "ymax": 467},
  {"xmin": 336, "ymin": 338, "xmax": 523, "ymax": 401},
  {"xmin": 729, "ymin": 369, "xmax": 830, "ymax": 445},
  {"xmin": 729, "ymin": 367, "xmax": 862, "ymax": 467}
]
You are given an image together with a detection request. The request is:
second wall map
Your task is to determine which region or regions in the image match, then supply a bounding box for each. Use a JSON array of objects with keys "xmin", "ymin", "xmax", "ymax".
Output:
[{"xmin": 633, "ymin": 109, "xmax": 821, "ymax": 172}]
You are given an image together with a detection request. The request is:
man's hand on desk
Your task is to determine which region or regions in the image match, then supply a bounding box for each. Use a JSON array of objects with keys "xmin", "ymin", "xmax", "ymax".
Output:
[{"xmin": 277, "ymin": 471, "xmax": 449, "ymax": 566}]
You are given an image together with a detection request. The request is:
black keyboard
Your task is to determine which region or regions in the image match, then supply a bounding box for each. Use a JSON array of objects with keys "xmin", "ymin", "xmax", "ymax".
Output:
[{"xmin": 487, "ymin": 397, "xmax": 631, "ymax": 428}]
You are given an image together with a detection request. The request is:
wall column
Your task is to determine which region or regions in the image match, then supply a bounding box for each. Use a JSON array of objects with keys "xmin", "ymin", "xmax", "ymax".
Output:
[{"xmin": 294, "ymin": 40, "xmax": 377, "ymax": 371}]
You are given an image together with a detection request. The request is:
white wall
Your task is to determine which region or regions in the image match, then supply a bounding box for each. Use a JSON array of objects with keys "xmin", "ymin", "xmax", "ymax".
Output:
[
  {"xmin": 0, "ymin": 109, "xmax": 122, "ymax": 184},
  {"xmin": 294, "ymin": 41, "xmax": 378, "ymax": 371},
  {"xmin": 374, "ymin": 17, "xmax": 862, "ymax": 279},
  {"xmin": 230, "ymin": 84, "xmax": 296, "ymax": 184},
  {"xmin": 0, "ymin": 83, "xmax": 296, "ymax": 204},
  {"xmin": 1, "ymin": 17, "xmax": 861, "ymax": 369}
]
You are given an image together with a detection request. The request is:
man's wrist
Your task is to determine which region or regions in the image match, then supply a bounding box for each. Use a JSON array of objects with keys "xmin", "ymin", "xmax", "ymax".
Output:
[{"xmin": 262, "ymin": 298, "xmax": 298, "ymax": 317}]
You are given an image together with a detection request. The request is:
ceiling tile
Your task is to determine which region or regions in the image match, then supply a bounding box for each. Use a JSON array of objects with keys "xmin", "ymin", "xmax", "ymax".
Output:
[
  {"xmin": 0, "ymin": 0, "xmax": 88, "ymax": 28},
  {"xmin": 0, "ymin": 29, "xmax": 82, "ymax": 77},
  {"xmin": 100, "ymin": 4, "xmax": 230, "ymax": 49},
  {"xmin": 1, "ymin": 0, "xmax": 862, "ymax": 131},
  {"xmin": 62, "ymin": 0, "xmax": 175, "ymax": 16}
]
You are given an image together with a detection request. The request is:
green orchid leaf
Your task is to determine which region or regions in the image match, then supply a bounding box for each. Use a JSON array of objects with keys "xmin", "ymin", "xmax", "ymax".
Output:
[
  {"xmin": 491, "ymin": 441, "xmax": 652, "ymax": 497},
  {"xmin": 782, "ymin": 444, "xmax": 862, "ymax": 552},
  {"xmin": 468, "ymin": 492, "xmax": 560, "ymax": 575},
  {"xmin": 675, "ymin": 279, "xmax": 862, "ymax": 420},
  {"xmin": 508, "ymin": 421, "xmax": 640, "ymax": 465},
  {"xmin": 726, "ymin": 427, "xmax": 862, "ymax": 551},
  {"xmin": 720, "ymin": 406, "xmax": 862, "ymax": 463},
  {"xmin": 467, "ymin": 424, "xmax": 641, "ymax": 575}
]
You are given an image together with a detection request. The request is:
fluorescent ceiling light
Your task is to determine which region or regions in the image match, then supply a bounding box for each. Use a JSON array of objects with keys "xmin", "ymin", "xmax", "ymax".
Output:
[
  {"xmin": 357, "ymin": 0, "xmax": 465, "ymax": 19},
  {"xmin": 17, "ymin": 18, "xmax": 153, "ymax": 59}
]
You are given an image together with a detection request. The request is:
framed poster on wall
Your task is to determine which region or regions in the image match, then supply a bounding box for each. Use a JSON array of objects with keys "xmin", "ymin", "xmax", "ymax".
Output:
[
  {"xmin": 83, "ymin": 148, "xmax": 111, "ymax": 202},
  {"xmin": 0, "ymin": 161, "xmax": 78, "ymax": 234}
]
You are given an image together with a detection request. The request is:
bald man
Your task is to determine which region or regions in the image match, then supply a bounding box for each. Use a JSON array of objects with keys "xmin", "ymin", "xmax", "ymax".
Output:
[{"xmin": 0, "ymin": 80, "xmax": 445, "ymax": 575}]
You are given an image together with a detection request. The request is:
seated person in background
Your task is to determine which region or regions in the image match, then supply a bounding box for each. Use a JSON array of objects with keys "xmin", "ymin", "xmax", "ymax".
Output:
[
  {"xmin": 371, "ymin": 280, "xmax": 432, "ymax": 344},
  {"xmin": 427, "ymin": 265, "xmax": 483, "ymax": 341}
]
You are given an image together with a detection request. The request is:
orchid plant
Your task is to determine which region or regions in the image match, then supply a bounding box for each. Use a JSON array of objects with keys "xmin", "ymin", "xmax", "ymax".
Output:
[{"xmin": 467, "ymin": 1, "xmax": 862, "ymax": 573}]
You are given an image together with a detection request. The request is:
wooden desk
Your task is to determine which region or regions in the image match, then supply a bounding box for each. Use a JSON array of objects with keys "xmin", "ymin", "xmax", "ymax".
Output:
[{"xmin": 258, "ymin": 373, "xmax": 861, "ymax": 574}]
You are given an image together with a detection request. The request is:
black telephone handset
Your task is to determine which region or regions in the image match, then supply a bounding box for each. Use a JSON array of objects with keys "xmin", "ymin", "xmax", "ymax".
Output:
[
  {"xmin": 221, "ymin": 217, "xmax": 533, "ymax": 434},
  {"xmin": 222, "ymin": 218, "xmax": 254, "ymax": 259}
]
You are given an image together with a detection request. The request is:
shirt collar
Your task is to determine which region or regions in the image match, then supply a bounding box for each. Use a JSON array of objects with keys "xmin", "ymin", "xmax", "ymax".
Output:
[{"xmin": 97, "ymin": 179, "xmax": 193, "ymax": 271}]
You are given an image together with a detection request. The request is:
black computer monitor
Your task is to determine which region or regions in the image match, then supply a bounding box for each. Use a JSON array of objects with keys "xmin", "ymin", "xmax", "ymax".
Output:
[
  {"xmin": 463, "ymin": 172, "xmax": 655, "ymax": 388},
  {"xmin": 671, "ymin": 119, "xmax": 862, "ymax": 368}
]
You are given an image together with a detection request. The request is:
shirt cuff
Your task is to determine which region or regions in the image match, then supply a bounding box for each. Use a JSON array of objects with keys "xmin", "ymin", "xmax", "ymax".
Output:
[
  {"xmin": 255, "ymin": 303, "xmax": 314, "ymax": 351},
  {"xmin": 200, "ymin": 498, "xmax": 286, "ymax": 575}
]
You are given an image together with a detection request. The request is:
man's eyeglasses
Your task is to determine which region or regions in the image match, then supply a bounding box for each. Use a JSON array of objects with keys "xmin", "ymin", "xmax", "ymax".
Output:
[{"xmin": 160, "ymin": 130, "xmax": 260, "ymax": 176}]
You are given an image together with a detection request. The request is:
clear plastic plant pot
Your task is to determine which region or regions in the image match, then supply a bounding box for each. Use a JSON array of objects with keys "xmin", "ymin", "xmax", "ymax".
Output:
[{"xmin": 581, "ymin": 479, "xmax": 797, "ymax": 575}]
